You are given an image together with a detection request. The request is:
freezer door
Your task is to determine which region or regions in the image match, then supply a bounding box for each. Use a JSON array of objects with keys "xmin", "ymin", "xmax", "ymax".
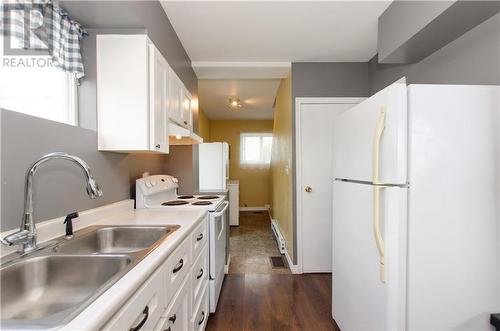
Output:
[
  {"xmin": 332, "ymin": 180, "xmax": 407, "ymax": 331},
  {"xmin": 332, "ymin": 78, "xmax": 407, "ymax": 184},
  {"xmin": 407, "ymin": 85, "xmax": 500, "ymax": 330}
]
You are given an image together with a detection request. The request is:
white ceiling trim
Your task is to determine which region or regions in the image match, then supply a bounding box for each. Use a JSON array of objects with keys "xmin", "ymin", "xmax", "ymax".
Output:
[{"xmin": 192, "ymin": 61, "xmax": 291, "ymax": 79}]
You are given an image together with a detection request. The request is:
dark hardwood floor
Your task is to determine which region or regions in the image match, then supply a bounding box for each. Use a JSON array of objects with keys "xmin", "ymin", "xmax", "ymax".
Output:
[{"xmin": 206, "ymin": 273, "xmax": 340, "ymax": 331}]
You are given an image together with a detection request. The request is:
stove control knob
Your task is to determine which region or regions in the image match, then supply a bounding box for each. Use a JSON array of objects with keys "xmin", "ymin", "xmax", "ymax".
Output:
[
  {"xmin": 145, "ymin": 180, "xmax": 152, "ymax": 188},
  {"xmin": 151, "ymin": 180, "xmax": 157, "ymax": 187}
]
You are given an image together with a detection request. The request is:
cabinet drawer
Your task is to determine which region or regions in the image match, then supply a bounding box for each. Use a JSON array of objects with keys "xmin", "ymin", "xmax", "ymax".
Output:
[
  {"xmin": 191, "ymin": 218, "xmax": 208, "ymax": 261},
  {"xmin": 191, "ymin": 243, "xmax": 208, "ymax": 310},
  {"xmin": 102, "ymin": 265, "xmax": 165, "ymax": 331},
  {"xmin": 155, "ymin": 276, "xmax": 190, "ymax": 331},
  {"xmin": 191, "ymin": 285, "xmax": 209, "ymax": 331},
  {"xmin": 164, "ymin": 237, "xmax": 191, "ymax": 304}
]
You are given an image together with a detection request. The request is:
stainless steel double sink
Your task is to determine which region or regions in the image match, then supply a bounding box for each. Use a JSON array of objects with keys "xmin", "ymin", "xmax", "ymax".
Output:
[{"xmin": 0, "ymin": 225, "xmax": 179, "ymax": 329}]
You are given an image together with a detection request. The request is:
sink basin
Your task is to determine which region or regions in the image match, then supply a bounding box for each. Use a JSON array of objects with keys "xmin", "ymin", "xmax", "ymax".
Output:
[
  {"xmin": 54, "ymin": 226, "xmax": 179, "ymax": 254},
  {"xmin": 1, "ymin": 255, "xmax": 130, "ymax": 327},
  {"xmin": 0, "ymin": 225, "xmax": 179, "ymax": 329}
]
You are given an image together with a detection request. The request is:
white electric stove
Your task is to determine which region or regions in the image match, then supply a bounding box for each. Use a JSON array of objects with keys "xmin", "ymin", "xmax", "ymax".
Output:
[{"xmin": 135, "ymin": 175, "xmax": 228, "ymax": 313}]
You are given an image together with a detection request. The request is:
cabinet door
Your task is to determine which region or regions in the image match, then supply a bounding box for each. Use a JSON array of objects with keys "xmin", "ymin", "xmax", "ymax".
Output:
[
  {"xmin": 149, "ymin": 44, "xmax": 169, "ymax": 153},
  {"xmin": 181, "ymin": 88, "xmax": 193, "ymax": 128},
  {"xmin": 169, "ymin": 69, "xmax": 183, "ymax": 125},
  {"xmin": 102, "ymin": 264, "xmax": 166, "ymax": 331},
  {"xmin": 157, "ymin": 276, "xmax": 190, "ymax": 331}
]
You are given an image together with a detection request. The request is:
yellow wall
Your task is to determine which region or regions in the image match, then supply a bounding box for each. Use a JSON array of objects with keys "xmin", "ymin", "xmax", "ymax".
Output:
[
  {"xmin": 197, "ymin": 108, "xmax": 211, "ymax": 141},
  {"xmin": 270, "ymin": 72, "xmax": 294, "ymax": 260},
  {"xmin": 209, "ymin": 120, "xmax": 274, "ymax": 207}
]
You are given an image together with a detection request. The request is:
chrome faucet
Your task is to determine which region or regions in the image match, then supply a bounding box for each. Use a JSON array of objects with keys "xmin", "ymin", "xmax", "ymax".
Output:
[{"xmin": 0, "ymin": 152, "xmax": 103, "ymax": 253}]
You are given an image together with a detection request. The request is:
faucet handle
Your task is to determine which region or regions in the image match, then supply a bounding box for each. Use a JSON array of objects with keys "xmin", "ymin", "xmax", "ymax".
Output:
[{"xmin": 63, "ymin": 212, "xmax": 79, "ymax": 237}]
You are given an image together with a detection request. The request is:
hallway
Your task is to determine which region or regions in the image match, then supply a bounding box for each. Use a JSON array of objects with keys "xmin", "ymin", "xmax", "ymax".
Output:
[{"xmin": 229, "ymin": 211, "xmax": 290, "ymax": 274}]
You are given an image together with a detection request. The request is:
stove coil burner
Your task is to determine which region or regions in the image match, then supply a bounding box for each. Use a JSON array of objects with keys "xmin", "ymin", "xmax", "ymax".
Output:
[
  {"xmin": 192, "ymin": 201, "xmax": 213, "ymax": 206},
  {"xmin": 197, "ymin": 195, "xmax": 219, "ymax": 200},
  {"xmin": 162, "ymin": 200, "xmax": 189, "ymax": 206},
  {"xmin": 178, "ymin": 195, "xmax": 195, "ymax": 199}
]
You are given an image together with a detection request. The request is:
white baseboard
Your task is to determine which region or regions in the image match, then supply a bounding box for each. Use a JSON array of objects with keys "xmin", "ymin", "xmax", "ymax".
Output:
[
  {"xmin": 285, "ymin": 250, "xmax": 300, "ymax": 274},
  {"xmin": 239, "ymin": 206, "xmax": 269, "ymax": 211}
]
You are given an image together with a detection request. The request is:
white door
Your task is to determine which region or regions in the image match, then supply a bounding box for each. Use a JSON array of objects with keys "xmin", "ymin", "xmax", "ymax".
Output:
[
  {"xmin": 149, "ymin": 43, "xmax": 169, "ymax": 153},
  {"xmin": 332, "ymin": 180, "xmax": 407, "ymax": 331},
  {"xmin": 332, "ymin": 78, "xmax": 407, "ymax": 184},
  {"xmin": 298, "ymin": 100, "xmax": 360, "ymax": 273}
]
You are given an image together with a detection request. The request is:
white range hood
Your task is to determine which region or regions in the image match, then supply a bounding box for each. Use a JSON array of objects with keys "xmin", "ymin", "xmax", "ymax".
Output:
[{"xmin": 169, "ymin": 121, "xmax": 203, "ymax": 145}]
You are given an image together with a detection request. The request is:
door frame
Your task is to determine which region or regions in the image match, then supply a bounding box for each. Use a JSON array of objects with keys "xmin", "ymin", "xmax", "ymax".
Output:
[{"xmin": 295, "ymin": 97, "xmax": 365, "ymax": 273}]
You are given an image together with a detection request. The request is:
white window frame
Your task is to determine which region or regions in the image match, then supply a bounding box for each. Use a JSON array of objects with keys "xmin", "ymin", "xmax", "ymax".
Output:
[{"xmin": 240, "ymin": 132, "xmax": 273, "ymax": 166}]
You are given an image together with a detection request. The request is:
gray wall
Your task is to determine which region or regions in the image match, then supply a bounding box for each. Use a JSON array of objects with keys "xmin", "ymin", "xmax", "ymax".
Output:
[
  {"xmin": 0, "ymin": 110, "xmax": 166, "ymax": 231},
  {"xmin": 378, "ymin": 1, "xmax": 500, "ymax": 64},
  {"xmin": 369, "ymin": 12, "xmax": 500, "ymax": 94},
  {"xmin": 292, "ymin": 62, "xmax": 369, "ymax": 99}
]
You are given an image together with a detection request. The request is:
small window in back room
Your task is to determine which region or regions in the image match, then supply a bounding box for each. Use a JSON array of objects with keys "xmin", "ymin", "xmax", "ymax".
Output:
[{"xmin": 240, "ymin": 133, "xmax": 273, "ymax": 167}]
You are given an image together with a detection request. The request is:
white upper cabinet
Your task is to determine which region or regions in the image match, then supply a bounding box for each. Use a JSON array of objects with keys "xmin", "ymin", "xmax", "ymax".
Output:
[
  {"xmin": 168, "ymin": 68, "xmax": 183, "ymax": 126},
  {"xmin": 169, "ymin": 68, "xmax": 193, "ymax": 130},
  {"xmin": 181, "ymin": 87, "xmax": 193, "ymax": 128},
  {"xmin": 149, "ymin": 44, "xmax": 169, "ymax": 153},
  {"xmin": 97, "ymin": 35, "xmax": 169, "ymax": 154}
]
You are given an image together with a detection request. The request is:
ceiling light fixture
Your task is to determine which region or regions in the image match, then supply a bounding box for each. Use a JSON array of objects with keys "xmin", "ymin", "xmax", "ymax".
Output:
[{"xmin": 229, "ymin": 98, "xmax": 242, "ymax": 109}]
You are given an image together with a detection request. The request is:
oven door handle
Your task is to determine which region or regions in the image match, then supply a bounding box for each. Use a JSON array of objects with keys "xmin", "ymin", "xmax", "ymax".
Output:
[{"xmin": 212, "ymin": 201, "xmax": 229, "ymax": 217}]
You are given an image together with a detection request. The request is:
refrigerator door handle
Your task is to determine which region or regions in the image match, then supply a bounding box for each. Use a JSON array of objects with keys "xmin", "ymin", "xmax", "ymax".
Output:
[
  {"xmin": 373, "ymin": 107, "xmax": 387, "ymax": 283},
  {"xmin": 372, "ymin": 107, "xmax": 386, "ymax": 184},
  {"xmin": 373, "ymin": 186, "xmax": 386, "ymax": 283}
]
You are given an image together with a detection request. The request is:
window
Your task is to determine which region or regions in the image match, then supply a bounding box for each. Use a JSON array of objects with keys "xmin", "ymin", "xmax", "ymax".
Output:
[
  {"xmin": 0, "ymin": 56, "xmax": 77, "ymax": 125},
  {"xmin": 240, "ymin": 133, "xmax": 273, "ymax": 167}
]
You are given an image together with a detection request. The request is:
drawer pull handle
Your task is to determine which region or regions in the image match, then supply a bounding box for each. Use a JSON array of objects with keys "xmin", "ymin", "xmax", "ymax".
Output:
[
  {"xmin": 168, "ymin": 313, "xmax": 177, "ymax": 324},
  {"xmin": 173, "ymin": 259, "xmax": 184, "ymax": 273},
  {"xmin": 129, "ymin": 306, "xmax": 149, "ymax": 331},
  {"xmin": 196, "ymin": 233, "xmax": 203, "ymax": 241},
  {"xmin": 196, "ymin": 268, "xmax": 204, "ymax": 279},
  {"xmin": 198, "ymin": 311, "xmax": 205, "ymax": 326}
]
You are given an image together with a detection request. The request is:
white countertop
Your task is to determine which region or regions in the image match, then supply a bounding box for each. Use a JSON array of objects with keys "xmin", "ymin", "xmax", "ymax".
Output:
[{"xmin": 1, "ymin": 201, "xmax": 208, "ymax": 331}]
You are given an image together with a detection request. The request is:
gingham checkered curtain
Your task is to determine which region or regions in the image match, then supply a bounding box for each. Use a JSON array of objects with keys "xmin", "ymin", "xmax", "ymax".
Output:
[{"xmin": 1, "ymin": 0, "xmax": 87, "ymax": 78}]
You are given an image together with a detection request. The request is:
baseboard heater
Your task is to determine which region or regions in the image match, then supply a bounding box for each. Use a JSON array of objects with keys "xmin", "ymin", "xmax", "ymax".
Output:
[{"xmin": 271, "ymin": 219, "xmax": 286, "ymax": 254}]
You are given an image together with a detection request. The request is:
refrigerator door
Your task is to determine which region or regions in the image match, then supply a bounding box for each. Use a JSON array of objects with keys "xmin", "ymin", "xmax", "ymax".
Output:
[
  {"xmin": 332, "ymin": 180, "xmax": 407, "ymax": 331},
  {"xmin": 199, "ymin": 142, "xmax": 227, "ymax": 191},
  {"xmin": 332, "ymin": 78, "xmax": 407, "ymax": 184},
  {"xmin": 406, "ymin": 85, "xmax": 500, "ymax": 330}
]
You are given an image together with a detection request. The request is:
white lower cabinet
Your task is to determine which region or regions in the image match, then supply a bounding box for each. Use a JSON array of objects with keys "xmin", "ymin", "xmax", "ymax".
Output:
[
  {"xmin": 102, "ymin": 217, "xmax": 209, "ymax": 331},
  {"xmin": 155, "ymin": 276, "xmax": 190, "ymax": 331},
  {"xmin": 101, "ymin": 264, "xmax": 166, "ymax": 331},
  {"xmin": 191, "ymin": 287, "xmax": 209, "ymax": 331}
]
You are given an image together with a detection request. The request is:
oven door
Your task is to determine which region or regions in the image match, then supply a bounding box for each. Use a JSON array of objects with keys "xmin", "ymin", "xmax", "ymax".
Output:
[{"xmin": 209, "ymin": 201, "xmax": 229, "ymax": 312}]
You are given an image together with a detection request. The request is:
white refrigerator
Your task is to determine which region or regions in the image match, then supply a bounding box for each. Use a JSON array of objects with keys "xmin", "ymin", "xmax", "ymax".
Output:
[
  {"xmin": 199, "ymin": 142, "xmax": 229, "ymax": 191},
  {"xmin": 331, "ymin": 79, "xmax": 499, "ymax": 331}
]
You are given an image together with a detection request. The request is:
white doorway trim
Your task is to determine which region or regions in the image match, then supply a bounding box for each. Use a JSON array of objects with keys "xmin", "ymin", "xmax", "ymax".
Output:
[{"xmin": 295, "ymin": 97, "xmax": 365, "ymax": 274}]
